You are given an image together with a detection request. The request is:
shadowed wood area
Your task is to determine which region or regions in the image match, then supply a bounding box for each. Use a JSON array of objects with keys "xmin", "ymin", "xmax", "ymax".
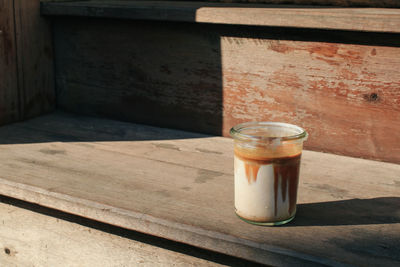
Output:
[
  {"xmin": 0, "ymin": 0, "xmax": 19, "ymax": 125},
  {"xmin": 14, "ymin": 0, "xmax": 56, "ymax": 120},
  {"xmin": 0, "ymin": 112, "xmax": 398, "ymax": 266},
  {"xmin": 53, "ymin": 18, "xmax": 224, "ymax": 136},
  {"xmin": 0, "ymin": 0, "xmax": 55, "ymax": 126},
  {"xmin": 41, "ymin": 1, "xmax": 400, "ymax": 33}
]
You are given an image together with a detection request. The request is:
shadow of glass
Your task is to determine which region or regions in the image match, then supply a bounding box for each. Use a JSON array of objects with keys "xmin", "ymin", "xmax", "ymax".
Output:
[
  {"xmin": 328, "ymin": 227, "xmax": 400, "ymax": 263},
  {"xmin": 289, "ymin": 197, "xmax": 400, "ymax": 226}
]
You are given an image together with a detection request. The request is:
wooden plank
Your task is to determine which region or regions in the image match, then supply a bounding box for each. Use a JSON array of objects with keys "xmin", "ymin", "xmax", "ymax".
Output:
[
  {"xmin": 196, "ymin": 6, "xmax": 400, "ymax": 33},
  {"xmin": 0, "ymin": 112, "xmax": 399, "ymax": 266},
  {"xmin": 203, "ymin": 0, "xmax": 400, "ymax": 8},
  {"xmin": 0, "ymin": 0, "xmax": 20, "ymax": 125},
  {"xmin": 40, "ymin": 1, "xmax": 400, "ymax": 33},
  {"xmin": 220, "ymin": 35, "xmax": 400, "ymax": 163},
  {"xmin": 13, "ymin": 0, "xmax": 56, "ymax": 120},
  {"xmin": 53, "ymin": 18, "xmax": 224, "ymax": 135},
  {"xmin": 0, "ymin": 197, "xmax": 226, "ymax": 266},
  {"xmin": 51, "ymin": 18, "xmax": 400, "ymax": 163}
]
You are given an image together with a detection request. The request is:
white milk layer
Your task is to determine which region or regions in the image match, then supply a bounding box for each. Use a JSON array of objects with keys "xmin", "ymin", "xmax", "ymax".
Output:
[{"xmin": 234, "ymin": 155, "xmax": 291, "ymax": 222}]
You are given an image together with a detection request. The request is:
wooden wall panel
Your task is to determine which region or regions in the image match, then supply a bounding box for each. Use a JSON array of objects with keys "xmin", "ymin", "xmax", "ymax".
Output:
[
  {"xmin": 0, "ymin": 0, "xmax": 20, "ymax": 125},
  {"xmin": 220, "ymin": 37, "xmax": 400, "ymax": 162},
  {"xmin": 53, "ymin": 18, "xmax": 400, "ymax": 163},
  {"xmin": 14, "ymin": 0, "xmax": 55, "ymax": 119},
  {"xmin": 54, "ymin": 19, "xmax": 223, "ymax": 135},
  {"xmin": 0, "ymin": 0, "xmax": 55, "ymax": 126}
]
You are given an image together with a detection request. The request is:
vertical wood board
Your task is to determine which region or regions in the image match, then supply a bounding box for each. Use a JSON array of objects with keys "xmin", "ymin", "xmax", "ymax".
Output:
[
  {"xmin": 0, "ymin": 0, "xmax": 19, "ymax": 125},
  {"xmin": 14, "ymin": 0, "xmax": 55, "ymax": 119}
]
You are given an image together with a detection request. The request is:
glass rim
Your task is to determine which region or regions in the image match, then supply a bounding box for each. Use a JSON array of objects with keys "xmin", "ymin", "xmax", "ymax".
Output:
[{"xmin": 230, "ymin": 121, "xmax": 308, "ymax": 142}]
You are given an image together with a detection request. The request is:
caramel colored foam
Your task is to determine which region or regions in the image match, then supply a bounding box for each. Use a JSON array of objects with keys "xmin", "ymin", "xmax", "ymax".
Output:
[{"xmin": 234, "ymin": 142, "xmax": 302, "ymax": 161}]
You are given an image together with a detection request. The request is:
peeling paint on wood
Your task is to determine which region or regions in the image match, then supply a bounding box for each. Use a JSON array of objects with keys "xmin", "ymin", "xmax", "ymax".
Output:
[{"xmin": 221, "ymin": 38, "xmax": 400, "ymax": 163}]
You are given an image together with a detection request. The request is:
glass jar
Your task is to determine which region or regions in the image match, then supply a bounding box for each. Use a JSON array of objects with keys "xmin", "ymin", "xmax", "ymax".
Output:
[{"xmin": 230, "ymin": 122, "xmax": 308, "ymax": 225}]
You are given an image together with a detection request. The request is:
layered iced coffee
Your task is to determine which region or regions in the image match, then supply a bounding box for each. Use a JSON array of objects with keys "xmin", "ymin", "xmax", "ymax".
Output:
[{"xmin": 230, "ymin": 122, "xmax": 307, "ymax": 225}]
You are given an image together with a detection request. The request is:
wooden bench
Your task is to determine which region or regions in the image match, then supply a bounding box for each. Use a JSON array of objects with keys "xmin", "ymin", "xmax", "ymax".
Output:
[{"xmin": 0, "ymin": 0, "xmax": 399, "ymax": 266}]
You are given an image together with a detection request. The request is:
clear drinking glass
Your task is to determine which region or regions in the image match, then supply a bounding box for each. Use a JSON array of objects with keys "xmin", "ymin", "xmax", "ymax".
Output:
[{"xmin": 230, "ymin": 122, "xmax": 308, "ymax": 226}]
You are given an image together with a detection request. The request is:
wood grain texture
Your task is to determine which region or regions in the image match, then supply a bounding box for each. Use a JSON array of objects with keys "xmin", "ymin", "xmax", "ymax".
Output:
[
  {"xmin": 0, "ymin": 198, "xmax": 225, "ymax": 267},
  {"xmin": 14, "ymin": 0, "xmax": 56, "ymax": 120},
  {"xmin": 0, "ymin": 0, "xmax": 20, "ymax": 125},
  {"xmin": 203, "ymin": 0, "xmax": 400, "ymax": 8},
  {"xmin": 51, "ymin": 18, "xmax": 400, "ymax": 163},
  {"xmin": 220, "ymin": 36, "xmax": 400, "ymax": 163},
  {"xmin": 53, "ymin": 18, "xmax": 223, "ymax": 135},
  {"xmin": 196, "ymin": 6, "xmax": 400, "ymax": 33},
  {"xmin": 0, "ymin": 112, "xmax": 399, "ymax": 266},
  {"xmin": 40, "ymin": 1, "xmax": 400, "ymax": 33}
]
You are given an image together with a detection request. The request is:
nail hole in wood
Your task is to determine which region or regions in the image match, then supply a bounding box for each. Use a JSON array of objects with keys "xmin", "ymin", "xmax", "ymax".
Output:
[{"xmin": 364, "ymin": 92, "xmax": 379, "ymax": 102}]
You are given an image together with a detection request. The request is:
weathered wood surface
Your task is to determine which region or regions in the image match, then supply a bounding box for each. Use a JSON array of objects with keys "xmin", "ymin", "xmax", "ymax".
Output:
[
  {"xmin": 220, "ymin": 36, "xmax": 400, "ymax": 163},
  {"xmin": 51, "ymin": 18, "xmax": 400, "ymax": 163},
  {"xmin": 203, "ymin": 0, "xmax": 400, "ymax": 8},
  {"xmin": 41, "ymin": 1, "xmax": 400, "ymax": 33},
  {"xmin": 53, "ymin": 18, "xmax": 224, "ymax": 135},
  {"xmin": 0, "ymin": 197, "xmax": 226, "ymax": 267},
  {"xmin": 0, "ymin": 0, "xmax": 55, "ymax": 127},
  {"xmin": 14, "ymin": 0, "xmax": 56, "ymax": 119},
  {"xmin": 0, "ymin": 112, "xmax": 399, "ymax": 266},
  {"xmin": 0, "ymin": 0, "xmax": 20, "ymax": 125}
]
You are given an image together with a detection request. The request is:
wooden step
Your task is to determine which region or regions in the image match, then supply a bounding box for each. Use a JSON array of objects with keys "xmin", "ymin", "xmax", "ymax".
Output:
[
  {"xmin": 41, "ymin": 1, "xmax": 400, "ymax": 33},
  {"xmin": 0, "ymin": 112, "xmax": 399, "ymax": 265},
  {"xmin": 0, "ymin": 196, "xmax": 233, "ymax": 266}
]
